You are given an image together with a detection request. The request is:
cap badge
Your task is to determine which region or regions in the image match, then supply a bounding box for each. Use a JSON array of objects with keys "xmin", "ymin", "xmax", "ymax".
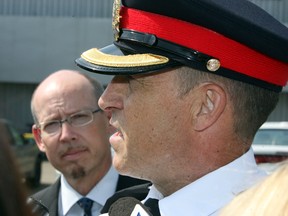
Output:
[
  {"xmin": 112, "ymin": 0, "xmax": 122, "ymax": 41},
  {"xmin": 206, "ymin": 59, "xmax": 221, "ymax": 72}
]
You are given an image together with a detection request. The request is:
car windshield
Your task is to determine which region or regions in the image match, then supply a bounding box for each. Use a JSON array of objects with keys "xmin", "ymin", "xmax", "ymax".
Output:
[{"xmin": 253, "ymin": 129, "xmax": 288, "ymax": 146}]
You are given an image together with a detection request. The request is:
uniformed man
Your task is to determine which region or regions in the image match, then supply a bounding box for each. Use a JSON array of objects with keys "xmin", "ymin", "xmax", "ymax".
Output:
[{"xmin": 75, "ymin": 0, "xmax": 288, "ymax": 215}]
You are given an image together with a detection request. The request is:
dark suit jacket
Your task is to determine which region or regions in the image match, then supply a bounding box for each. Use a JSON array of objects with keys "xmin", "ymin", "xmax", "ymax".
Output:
[{"xmin": 28, "ymin": 175, "xmax": 149, "ymax": 216}]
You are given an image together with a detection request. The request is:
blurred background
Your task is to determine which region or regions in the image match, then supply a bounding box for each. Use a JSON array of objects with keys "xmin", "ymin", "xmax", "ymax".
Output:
[
  {"xmin": 0, "ymin": 0, "xmax": 115, "ymax": 133},
  {"xmin": 0, "ymin": 0, "xmax": 287, "ymax": 190}
]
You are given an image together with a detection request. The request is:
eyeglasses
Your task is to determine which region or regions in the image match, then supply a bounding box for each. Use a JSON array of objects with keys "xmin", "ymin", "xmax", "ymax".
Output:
[{"xmin": 38, "ymin": 108, "xmax": 101, "ymax": 136}]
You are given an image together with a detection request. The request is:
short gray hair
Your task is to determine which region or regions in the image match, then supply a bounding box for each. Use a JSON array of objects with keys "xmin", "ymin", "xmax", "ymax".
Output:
[{"xmin": 174, "ymin": 66, "xmax": 279, "ymax": 141}]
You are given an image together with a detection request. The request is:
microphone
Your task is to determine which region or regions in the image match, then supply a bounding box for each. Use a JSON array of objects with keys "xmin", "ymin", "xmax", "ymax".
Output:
[{"xmin": 108, "ymin": 197, "xmax": 153, "ymax": 216}]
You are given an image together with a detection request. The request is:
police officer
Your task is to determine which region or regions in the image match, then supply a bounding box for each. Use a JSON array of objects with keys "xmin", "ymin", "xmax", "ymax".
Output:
[{"xmin": 76, "ymin": 0, "xmax": 288, "ymax": 215}]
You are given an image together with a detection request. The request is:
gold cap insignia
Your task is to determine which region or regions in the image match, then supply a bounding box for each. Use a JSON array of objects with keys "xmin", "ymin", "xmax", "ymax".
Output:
[{"xmin": 112, "ymin": 0, "xmax": 122, "ymax": 41}]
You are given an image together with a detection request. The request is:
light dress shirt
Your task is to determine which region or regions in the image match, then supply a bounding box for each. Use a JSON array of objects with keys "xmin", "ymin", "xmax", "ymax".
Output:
[
  {"xmin": 100, "ymin": 148, "xmax": 267, "ymax": 216},
  {"xmin": 58, "ymin": 165, "xmax": 119, "ymax": 216},
  {"xmin": 144, "ymin": 148, "xmax": 267, "ymax": 216}
]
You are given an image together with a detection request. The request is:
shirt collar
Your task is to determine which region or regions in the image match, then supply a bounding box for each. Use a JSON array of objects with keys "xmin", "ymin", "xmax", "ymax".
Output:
[
  {"xmin": 146, "ymin": 148, "xmax": 267, "ymax": 216},
  {"xmin": 60, "ymin": 165, "xmax": 119, "ymax": 215}
]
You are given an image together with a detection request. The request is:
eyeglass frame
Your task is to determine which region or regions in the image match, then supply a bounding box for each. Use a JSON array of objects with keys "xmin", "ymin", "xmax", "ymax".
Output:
[{"xmin": 37, "ymin": 108, "xmax": 102, "ymax": 136}]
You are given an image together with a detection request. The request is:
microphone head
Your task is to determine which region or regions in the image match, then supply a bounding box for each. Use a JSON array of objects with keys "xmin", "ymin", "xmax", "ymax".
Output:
[{"xmin": 109, "ymin": 197, "xmax": 152, "ymax": 216}]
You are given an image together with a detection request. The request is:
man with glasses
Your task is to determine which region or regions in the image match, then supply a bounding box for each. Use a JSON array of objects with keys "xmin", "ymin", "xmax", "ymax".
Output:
[{"xmin": 28, "ymin": 70, "xmax": 148, "ymax": 216}]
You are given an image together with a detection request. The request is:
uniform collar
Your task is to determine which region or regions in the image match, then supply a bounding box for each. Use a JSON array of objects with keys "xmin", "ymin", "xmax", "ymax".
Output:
[{"xmin": 146, "ymin": 148, "xmax": 267, "ymax": 216}]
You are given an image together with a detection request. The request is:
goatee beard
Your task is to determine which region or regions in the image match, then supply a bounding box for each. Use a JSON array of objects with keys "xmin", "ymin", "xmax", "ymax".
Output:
[{"xmin": 70, "ymin": 166, "xmax": 86, "ymax": 179}]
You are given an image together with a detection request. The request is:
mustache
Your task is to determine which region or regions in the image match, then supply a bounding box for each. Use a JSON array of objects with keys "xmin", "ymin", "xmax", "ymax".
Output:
[{"xmin": 59, "ymin": 145, "xmax": 87, "ymax": 157}]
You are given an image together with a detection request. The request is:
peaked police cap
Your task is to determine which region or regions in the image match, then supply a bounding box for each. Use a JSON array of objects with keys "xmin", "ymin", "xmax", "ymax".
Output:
[{"xmin": 76, "ymin": 0, "xmax": 288, "ymax": 92}]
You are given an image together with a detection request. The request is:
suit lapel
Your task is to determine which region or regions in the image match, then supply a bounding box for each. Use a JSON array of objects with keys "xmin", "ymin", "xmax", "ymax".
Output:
[{"xmin": 31, "ymin": 178, "xmax": 61, "ymax": 216}]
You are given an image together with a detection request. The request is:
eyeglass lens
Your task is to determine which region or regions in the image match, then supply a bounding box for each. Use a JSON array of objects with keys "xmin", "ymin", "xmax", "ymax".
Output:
[{"xmin": 40, "ymin": 109, "xmax": 99, "ymax": 135}]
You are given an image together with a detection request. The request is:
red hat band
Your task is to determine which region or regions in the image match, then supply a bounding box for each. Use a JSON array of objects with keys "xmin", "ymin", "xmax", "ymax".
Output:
[{"xmin": 119, "ymin": 6, "xmax": 288, "ymax": 87}]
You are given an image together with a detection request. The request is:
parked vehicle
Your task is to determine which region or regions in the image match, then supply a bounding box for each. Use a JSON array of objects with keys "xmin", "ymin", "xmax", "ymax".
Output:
[
  {"xmin": 252, "ymin": 121, "xmax": 288, "ymax": 173},
  {"xmin": 0, "ymin": 118, "xmax": 42, "ymax": 186},
  {"xmin": 23, "ymin": 131, "xmax": 48, "ymax": 162}
]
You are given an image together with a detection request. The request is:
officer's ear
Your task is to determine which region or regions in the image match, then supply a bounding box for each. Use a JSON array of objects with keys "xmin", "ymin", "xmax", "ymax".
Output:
[
  {"xmin": 32, "ymin": 125, "xmax": 46, "ymax": 152},
  {"xmin": 191, "ymin": 83, "xmax": 226, "ymax": 131}
]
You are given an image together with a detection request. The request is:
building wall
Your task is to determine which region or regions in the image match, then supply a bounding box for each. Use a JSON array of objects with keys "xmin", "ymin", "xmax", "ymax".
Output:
[
  {"xmin": 0, "ymin": 16, "xmax": 113, "ymax": 84},
  {"xmin": 0, "ymin": 0, "xmax": 114, "ymax": 18},
  {"xmin": 0, "ymin": 83, "xmax": 36, "ymax": 133},
  {"xmin": 250, "ymin": 0, "xmax": 288, "ymax": 23}
]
